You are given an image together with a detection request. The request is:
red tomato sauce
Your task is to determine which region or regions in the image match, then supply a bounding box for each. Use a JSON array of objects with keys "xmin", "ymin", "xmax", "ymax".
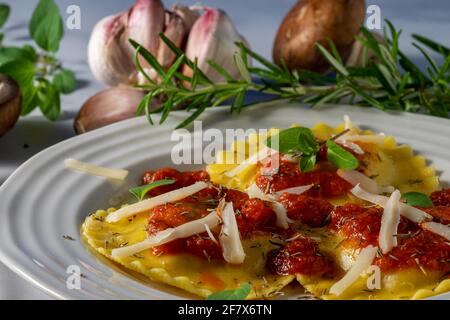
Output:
[
  {"xmin": 278, "ymin": 193, "xmax": 333, "ymax": 227},
  {"xmin": 430, "ymin": 188, "xmax": 450, "ymax": 207},
  {"xmin": 329, "ymin": 203, "xmax": 450, "ymax": 273},
  {"xmin": 266, "ymin": 237, "xmax": 333, "ymax": 276},
  {"xmin": 255, "ymin": 160, "xmax": 352, "ymax": 198}
]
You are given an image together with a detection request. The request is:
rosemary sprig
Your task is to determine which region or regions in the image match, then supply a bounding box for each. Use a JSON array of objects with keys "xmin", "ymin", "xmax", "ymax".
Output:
[{"xmin": 133, "ymin": 20, "xmax": 450, "ymax": 128}]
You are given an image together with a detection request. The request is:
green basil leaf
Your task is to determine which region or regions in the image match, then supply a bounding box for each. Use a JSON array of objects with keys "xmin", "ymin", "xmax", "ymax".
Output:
[
  {"xmin": 29, "ymin": 0, "xmax": 64, "ymax": 52},
  {"xmin": 129, "ymin": 179, "xmax": 176, "ymax": 201},
  {"xmin": 53, "ymin": 69, "xmax": 76, "ymax": 94},
  {"xmin": 326, "ymin": 140, "xmax": 359, "ymax": 170},
  {"xmin": 0, "ymin": 58, "xmax": 35, "ymax": 85},
  {"xmin": 20, "ymin": 85, "xmax": 39, "ymax": 115},
  {"xmin": 207, "ymin": 282, "xmax": 251, "ymax": 300},
  {"xmin": 0, "ymin": 4, "xmax": 10, "ymax": 28},
  {"xmin": 37, "ymin": 80, "xmax": 60, "ymax": 121},
  {"xmin": 0, "ymin": 45, "xmax": 38, "ymax": 65},
  {"xmin": 266, "ymin": 127, "xmax": 318, "ymax": 155},
  {"xmin": 401, "ymin": 192, "xmax": 433, "ymax": 208},
  {"xmin": 299, "ymin": 154, "xmax": 316, "ymax": 172}
]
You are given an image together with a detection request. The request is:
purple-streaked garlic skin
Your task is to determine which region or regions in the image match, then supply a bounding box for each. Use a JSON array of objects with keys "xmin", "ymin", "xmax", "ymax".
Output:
[
  {"xmin": 182, "ymin": 7, "xmax": 251, "ymax": 84},
  {"xmin": 74, "ymin": 87, "xmax": 147, "ymax": 134},
  {"xmin": 157, "ymin": 12, "xmax": 189, "ymax": 70},
  {"xmin": 128, "ymin": 0, "xmax": 165, "ymax": 56},
  {"xmin": 0, "ymin": 75, "xmax": 21, "ymax": 137},
  {"xmin": 87, "ymin": 0, "xmax": 165, "ymax": 87},
  {"xmin": 171, "ymin": 5, "xmax": 200, "ymax": 31}
]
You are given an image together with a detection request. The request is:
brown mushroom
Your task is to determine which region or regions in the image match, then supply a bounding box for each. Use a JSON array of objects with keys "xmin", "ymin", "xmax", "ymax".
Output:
[
  {"xmin": 0, "ymin": 75, "xmax": 21, "ymax": 137},
  {"xmin": 273, "ymin": 0, "xmax": 366, "ymax": 72}
]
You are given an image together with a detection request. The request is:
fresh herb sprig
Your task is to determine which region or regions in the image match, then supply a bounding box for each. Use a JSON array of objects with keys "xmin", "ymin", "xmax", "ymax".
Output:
[
  {"xmin": 133, "ymin": 20, "xmax": 449, "ymax": 128},
  {"xmin": 401, "ymin": 192, "xmax": 433, "ymax": 207},
  {"xmin": 0, "ymin": 3, "xmax": 9, "ymax": 46},
  {"xmin": 0, "ymin": 0, "xmax": 76, "ymax": 120},
  {"xmin": 129, "ymin": 179, "xmax": 175, "ymax": 201},
  {"xmin": 266, "ymin": 127, "xmax": 359, "ymax": 172},
  {"xmin": 207, "ymin": 282, "xmax": 251, "ymax": 300}
]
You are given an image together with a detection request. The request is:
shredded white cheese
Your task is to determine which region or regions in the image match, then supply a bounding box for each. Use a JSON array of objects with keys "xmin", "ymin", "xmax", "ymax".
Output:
[
  {"xmin": 334, "ymin": 115, "xmax": 365, "ymax": 155},
  {"xmin": 343, "ymin": 134, "xmax": 386, "ymax": 144},
  {"xmin": 379, "ymin": 190, "xmax": 401, "ymax": 253},
  {"xmin": 105, "ymin": 181, "xmax": 209, "ymax": 222},
  {"xmin": 329, "ymin": 245, "xmax": 378, "ymax": 296},
  {"xmin": 64, "ymin": 158, "xmax": 129, "ymax": 186},
  {"xmin": 421, "ymin": 221, "xmax": 450, "ymax": 241},
  {"xmin": 275, "ymin": 185, "xmax": 314, "ymax": 197},
  {"xmin": 337, "ymin": 169, "xmax": 394, "ymax": 194},
  {"xmin": 111, "ymin": 210, "xmax": 221, "ymax": 258},
  {"xmin": 350, "ymin": 184, "xmax": 432, "ymax": 223},
  {"xmin": 270, "ymin": 202, "xmax": 293, "ymax": 229},
  {"xmin": 246, "ymin": 183, "xmax": 292, "ymax": 229},
  {"xmin": 204, "ymin": 223, "xmax": 218, "ymax": 244},
  {"xmin": 219, "ymin": 202, "xmax": 246, "ymax": 264},
  {"xmin": 225, "ymin": 147, "xmax": 271, "ymax": 177}
]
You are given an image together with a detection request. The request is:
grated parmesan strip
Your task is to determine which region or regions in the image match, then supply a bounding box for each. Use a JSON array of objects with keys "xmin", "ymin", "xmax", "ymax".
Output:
[
  {"xmin": 379, "ymin": 190, "xmax": 401, "ymax": 253},
  {"xmin": 275, "ymin": 185, "xmax": 314, "ymax": 197},
  {"xmin": 225, "ymin": 147, "xmax": 271, "ymax": 177},
  {"xmin": 329, "ymin": 245, "xmax": 378, "ymax": 296},
  {"xmin": 105, "ymin": 181, "xmax": 209, "ymax": 222},
  {"xmin": 65, "ymin": 159, "xmax": 129, "ymax": 186},
  {"xmin": 246, "ymin": 183, "xmax": 292, "ymax": 229},
  {"xmin": 111, "ymin": 210, "xmax": 221, "ymax": 258},
  {"xmin": 351, "ymin": 184, "xmax": 432, "ymax": 223},
  {"xmin": 219, "ymin": 202, "xmax": 246, "ymax": 264},
  {"xmin": 343, "ymin": 134, "xmax": 386, "ymax": 144},
  {"xmin": 422, "ymin": 221, "xmax": 450, "ymax": 241},
  {"xmin": 337, "ymin": 170, "xmax": 394, "ymax": 194},
  {"xmin": 204, "ymin": 223, "xmax": 218, "ymax": 244}
]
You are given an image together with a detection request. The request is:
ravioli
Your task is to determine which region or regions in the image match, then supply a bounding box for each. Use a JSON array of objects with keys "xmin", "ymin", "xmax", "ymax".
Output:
[
  {"xmin": 82, "ymin": 208, "xmax": 294, "ymax": 299},
  {"xmin": 207, "ymin": 122, "xmax": 439, "ymax": 195},
  {"xmin": 293, "ymin": 225, "xmax": 450, "ymax": 300},
  {"xmin": 81, "ymin": 119, "xmax": 447, "ymax": 300}
]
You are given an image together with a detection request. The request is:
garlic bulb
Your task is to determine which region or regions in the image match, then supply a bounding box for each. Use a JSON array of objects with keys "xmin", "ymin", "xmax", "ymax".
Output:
[
  {"xmin": 0, "ymin": 75, "xmax": 21, "ymax": 137},
  {"xmin": 74, "ymin": 87, "xmax": 148, "ymax": 134},
  {"xmin": 182, "ymin": 7, "xmax": 251, "ymax": 83},
  {"xmin": 88, "ymin": 0, "xmax": 165, "ymax": 86}
]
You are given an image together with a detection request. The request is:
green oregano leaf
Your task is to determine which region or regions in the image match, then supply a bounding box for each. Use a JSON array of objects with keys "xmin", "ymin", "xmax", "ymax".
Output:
[
  {"xmin": 300, "ymin": 154, "xmax": 316, "ymax": 172},
  {"xmin": 29, "ymin": 0, "xmax": 64, "ymax": 52},
  {"xmin": 207, "ymin": 282, "xmax": 251, "ymax": 300},
  {"xmin": 129, "ymin": 179, "xmax": 176, "ymax": 201},
  {"xmin": 53, "ymin": 69, "xmax": 76, "ymax": 94},
  {"xmin": 266, "ymin": 127, "xmax": 318, "ymax": 155},
  {"xmin": 401, "ymin": 192, "xmax": 433, "ymax": 208},
  {"xmin": 0, "ymin": 4, "xmax": 10, "ymax": 28},
  {"xmin": 326, "ymin": 140, "xmax": 359, "ymax": 170}
]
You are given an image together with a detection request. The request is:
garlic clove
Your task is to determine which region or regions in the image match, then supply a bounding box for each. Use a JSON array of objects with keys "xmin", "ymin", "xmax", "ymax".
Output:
[
  {"xmin": 88, "ymin": 0, "xmax": 165, "ymax": 87},
  {"xmin": 88, "ymin": 14, "xmax": 133, "ymax": 86},
  {"xmin": 171, "ymin": 5, "xmax": 199, "ymax": 31},
  {"xmin": 182, "ymin": 7, "xmax": 251, "ymax": 83},
  {"xmin": 136, "ymin": 6, "xmax": 199, "ymax": 85},
  {"xmin": 157, "ymin": 12, "xmax": 189, "ymax": 70},
  {"xmin": 0, "ymin": 75, "xmax": 21, "ymax": 137},
  {"xmin": 74, "ymin": 87, "xmax": 151, "ymax": 134},
  {"xmin": 127, "ymin": 0, "xmax": 165, "ymax": 61}
]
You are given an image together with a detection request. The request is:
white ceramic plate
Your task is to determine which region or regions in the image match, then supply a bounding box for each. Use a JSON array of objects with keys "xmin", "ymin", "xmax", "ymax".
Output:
[{"xmin": 0, "ymin": 102, "xmax": 449, "ymax": 300}]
